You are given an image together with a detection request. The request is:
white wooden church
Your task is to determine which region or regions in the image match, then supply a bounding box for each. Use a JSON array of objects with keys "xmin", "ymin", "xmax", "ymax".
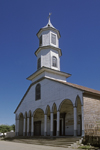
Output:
[{"xmin": 14, "ymin": 16, "xmax": 100, "ymax": 137}]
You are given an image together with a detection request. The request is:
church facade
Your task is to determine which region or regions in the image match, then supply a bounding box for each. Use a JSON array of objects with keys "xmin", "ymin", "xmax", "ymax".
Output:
[{"xmin": 14, "ymin": 17, "xmax": 100, "ymax": 137}]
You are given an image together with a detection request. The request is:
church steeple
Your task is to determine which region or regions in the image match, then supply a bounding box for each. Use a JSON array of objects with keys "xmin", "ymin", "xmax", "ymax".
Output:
[{"xmin": 35, "ymin": 14, "xmax": 62, "ymax": 71}]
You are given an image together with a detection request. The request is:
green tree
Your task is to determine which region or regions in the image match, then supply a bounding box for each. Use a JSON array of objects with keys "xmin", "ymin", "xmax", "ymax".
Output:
[
  {"xmin": 0, "ymin": 125, "xmax": 11, "ymax": 134},
  {"xmin": 11, "ymin": 124, "xmax": 15, "ymax": 131}
]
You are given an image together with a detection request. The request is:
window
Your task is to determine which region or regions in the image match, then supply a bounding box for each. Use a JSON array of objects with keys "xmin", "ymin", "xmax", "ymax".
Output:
[
  {"xmin": 35, "ymin": 84, "xmax": 41, "ymax": 100},
  {"xmin": 52, "ymin": 56, "xmax": 57, "ymax": 67},
  {"xmin": 37, "ymin": 58, "xmax": 41, "ymax": 69},
  {"xmin": 51, "ymin": 33, "xmax": 56, "ymax": 45},
  {"xmin": 39, "ymin": 35, "xmax": 42, "ymax": 46}
]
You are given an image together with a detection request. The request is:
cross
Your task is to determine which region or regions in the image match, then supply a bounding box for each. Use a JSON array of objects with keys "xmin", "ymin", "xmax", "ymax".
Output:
[{"xmin": 48, "ymin": 13, "xmax": 52, "ymax": 19}]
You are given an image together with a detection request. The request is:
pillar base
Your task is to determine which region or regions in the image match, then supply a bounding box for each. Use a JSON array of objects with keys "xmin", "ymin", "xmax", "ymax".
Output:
[
  {"xmin": 27, "ymin": 132, "xmax": 30, "ymax": 136},
  {"xmin": 23, "ymin": 132, "xmax": 25, "ymax": 136},
  {"xmin": 31, "ymin": 132, "xmax": 34, "ymax": 136},
  {"xmin": 82, "ymin": 130, "xmax": 84, "ymax": 137},
  {"xmin": 57, "ymin": 131, "xmax": 59, "ymax": 136},
  {"xmin": 50, "ymin": 131, "xmax": 53, "ymax": 136},
  {"xmin": 74, "ymin": 130, "xmax": 77, "ymax": 136},
  {"xmin": 44, "ymin": 132, "xmax": 47, "ymax": 136},
  {"xmin": 16, "ymin": 132, "xmax": 19, "ymax": 136}
]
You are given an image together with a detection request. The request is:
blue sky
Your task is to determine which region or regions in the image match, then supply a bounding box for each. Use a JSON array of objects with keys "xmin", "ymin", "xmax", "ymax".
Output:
[{"xmin": 0, "ymin": 0, "xmax": 100, "ymax": 125}]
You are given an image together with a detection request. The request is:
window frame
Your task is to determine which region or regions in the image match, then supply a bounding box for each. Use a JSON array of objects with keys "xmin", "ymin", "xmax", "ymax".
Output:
[
  {"xmin": 39, "ymin": 35, "xmax": 42, "ymax": 46},
  {"xmin": 37, "ymin": 58, "xmax": 41, "ymax": 70},
  {"xmin": 51, "ymin": 33, "xmax": 56, "ymax": 45},
  {"xmin": 35, "ymin": 83, "xmax": 41, "ymax": 100},
  {"xmin": 52, "ymin": 56, "xmax": 57, "ymax": 67}
]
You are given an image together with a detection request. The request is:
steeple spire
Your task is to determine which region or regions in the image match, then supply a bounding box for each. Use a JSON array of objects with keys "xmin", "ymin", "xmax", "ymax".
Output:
[
  {"xmin": 48, "ymin": 13, "xmax": 52, "ymax": 24},
  {"xmin": 43, "ymin": 13, "xmax": 55, "ymax": 28}
]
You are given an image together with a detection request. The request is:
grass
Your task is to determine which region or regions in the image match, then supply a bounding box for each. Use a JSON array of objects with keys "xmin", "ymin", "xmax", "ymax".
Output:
[{"xmin": 78, "ymin": 145, "xmax": 99, "ymax": 149}]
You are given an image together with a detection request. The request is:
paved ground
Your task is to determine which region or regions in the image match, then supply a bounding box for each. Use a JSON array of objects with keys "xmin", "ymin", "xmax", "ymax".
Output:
[{"xmin": 0, "ymin": 140, "xmax": 75, "ymax": 150}]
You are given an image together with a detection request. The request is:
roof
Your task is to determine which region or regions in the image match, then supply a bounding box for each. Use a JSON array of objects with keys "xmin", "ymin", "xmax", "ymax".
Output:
[
  {"xmin": 14, "ymin": 77, "xmax": 100, "ymax": 113},
  {"xmin": 35, "ymin": 45, "xmax": 62, "ymax": 57},
  {"xmin": 50, "ymin": 78, "xmax": 100, "ymax": 96},
  {"xmin": 43, "ymin": 17, "xmax": 55, "ymax": 28},
  {"xmin": 36, "ymin": 18, "xmax": 61, "ymax": 39},
  {"xmin": 27, "ymin": 66, "xmax": 71, "ymax": 81}
]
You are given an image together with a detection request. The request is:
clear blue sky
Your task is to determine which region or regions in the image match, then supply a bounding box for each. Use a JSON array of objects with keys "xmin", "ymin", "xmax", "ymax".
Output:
[{"xmin": 0, "ymin": 0, "xmax": 100, "ymax": 125}]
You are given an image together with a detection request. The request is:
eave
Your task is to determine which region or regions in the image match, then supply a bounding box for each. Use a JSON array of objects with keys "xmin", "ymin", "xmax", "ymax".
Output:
[
  {"xmin": 27, "ymin": 67, "xmax": 71, "ymax": 81},
  {"xmin": 36, "ymin": 27, "xmax": 61, "ymax": 39},
  {"xmin": 35, "ymin": 45, "xmax": 62, "ymax": 57}
]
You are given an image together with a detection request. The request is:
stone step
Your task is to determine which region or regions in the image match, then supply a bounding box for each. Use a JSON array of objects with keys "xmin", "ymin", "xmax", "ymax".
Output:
[{"xmin": 9, "ymin": 136, "xmax": 82, "ymax": 148}]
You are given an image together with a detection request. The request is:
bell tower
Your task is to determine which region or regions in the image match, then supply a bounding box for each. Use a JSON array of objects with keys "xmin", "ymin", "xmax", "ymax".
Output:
[{"xmin": 35, "ymin": 14, "xmax": 62, "ymax": 71}]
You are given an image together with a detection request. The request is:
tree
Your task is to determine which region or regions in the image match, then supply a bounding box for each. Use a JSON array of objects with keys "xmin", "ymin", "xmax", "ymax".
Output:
[
  {"xmin": 11, "ymin": 124, "xmax": 15, "ymax": 131},
  {"xmin": 0, "ymin": 125, "xmax": 11, "ymax": 134}
]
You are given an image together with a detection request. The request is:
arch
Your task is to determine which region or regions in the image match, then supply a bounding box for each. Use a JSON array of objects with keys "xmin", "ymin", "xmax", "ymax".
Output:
[
  {"xmin": 75, "ymin": 95, "xmax": 82, "ymax": 107},
  {"xmin": 24, "ymin": 111, "xmax": 27, "ymax": 136},
  {"xmin": 58, "ymin": 99, "xmax": 73, "ymax": 111},
  {"xmin": 24, "ymin": 111, "xmax": 27, "ymax": 119},
  {"xmin": 28, "ymin": 110, "xmax": 32, "ymax": 136},
  {"xmin": 75, "ymin": 95, "xmax": 82, "ymax": 136},
  {"xmin": 33, "ymin": 108, "xmax": 44, "ymax": 117},
  {"xmin": 45, "ymin": 105, "xmax": 50, "ymax": 115},
  {"xmin": 52, "ymin": 103, "xmax": 57, "ymax": 113},
  {"xmin": 19, "ymin": 113, "xmax": 24, "ymax": 136},
  {"xmin": 33, "ymin": 108, "xmax": 44, "ymax": 136},
  {"xmin": 58, "ymin": 99, "xmax": 74, "ymax": 136},
  {"xmin": 52, "ymin": 56, "xmax": 57, "ymax": 67},
  {"xmin": 35, "ymin": 83, "xmax": 41, "ymax": 100}
]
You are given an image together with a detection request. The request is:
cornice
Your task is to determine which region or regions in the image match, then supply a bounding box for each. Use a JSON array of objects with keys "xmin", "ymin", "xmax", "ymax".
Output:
[
  {"xmin": 36, "ymin": 27, "xmax": 61, "ymax": 39},
  {"xmin": 35, "ymin": 45, "xmax": 62, "ymax": 57},
  {"xmin": 27, "ymin": 67, "xmax": 71, "ymax": 81}
]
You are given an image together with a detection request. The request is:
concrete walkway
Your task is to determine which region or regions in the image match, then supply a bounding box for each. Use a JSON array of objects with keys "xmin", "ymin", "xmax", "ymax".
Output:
[{"xmin": 0, "ymin": 140, "xmax": 75, "ymax": 150}]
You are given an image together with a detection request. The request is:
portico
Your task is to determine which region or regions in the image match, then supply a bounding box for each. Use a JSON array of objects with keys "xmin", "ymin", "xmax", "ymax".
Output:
[{"xmin": 15, "ymin": 94, "xmax": 84, "ymax": 137}]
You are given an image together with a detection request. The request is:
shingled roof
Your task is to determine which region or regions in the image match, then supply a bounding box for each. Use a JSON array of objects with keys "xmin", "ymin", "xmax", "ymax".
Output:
[{"xmin": 54, "ymin": 79, "xmax": 100, "ymax": 96}]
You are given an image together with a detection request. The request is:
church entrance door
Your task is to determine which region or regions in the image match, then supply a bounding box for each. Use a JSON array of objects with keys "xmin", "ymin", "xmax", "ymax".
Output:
[{"xmin": 34, "ymin": 121, "xmax": 41, "ymax": 136}]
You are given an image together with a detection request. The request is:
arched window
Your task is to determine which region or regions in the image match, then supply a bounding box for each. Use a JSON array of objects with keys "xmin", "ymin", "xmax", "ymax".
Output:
[
  {"xmin": 51, "ymin": 33, "xmax": 56, "ymax": 45},
  {"xmin": 52, "ymin": 56, "xmax": 57, "ymax": 67},
  {"xmin": 35, "ymin": 84, "xmax": 41, "ymax": 100},
  {"xmin": 37, "ymin": 58, "xmax": 41, "ymax": 69},
  {"xmin": 39, "ymin": 35, "xmax": 42, "ymax": 46}
]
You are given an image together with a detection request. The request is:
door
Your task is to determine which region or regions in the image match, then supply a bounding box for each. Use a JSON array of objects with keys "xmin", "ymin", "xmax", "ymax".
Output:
[
  {"xmin": 34, "ymin": 121, "xmax": 41, "ymax": 136},
  {"xmin": 53, "ymin": 120, "xmax": 57, "ymax": 136}
]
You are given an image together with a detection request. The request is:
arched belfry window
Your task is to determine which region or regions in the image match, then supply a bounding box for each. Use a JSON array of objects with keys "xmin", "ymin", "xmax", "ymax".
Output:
[
  {"xmin": 52, "ymin": 56, "xmax": 57, "ymax": 67},
  {"xmin": 51, "ymin": 33, "xmax": 56, "ymax": 45},
  {"xmin": 37, "ymin": 58, "xmax": 41, "ymax": 69},
  {"xmin": 35, "ymin": 83, "xmax": 41, "ymax": 100},
  {"xmin": 39, "ymin": 35, "xmax": 42, "ymax": 46}
]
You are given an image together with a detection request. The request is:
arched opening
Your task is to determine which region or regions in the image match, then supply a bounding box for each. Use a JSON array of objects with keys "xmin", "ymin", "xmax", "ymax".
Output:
[
  {"xmin": 45, "ymin": 105, "xmax": 50, "ymax": 136},
  {"xmin": 52, "ymin": 103, "xmax": 57, "ymax": 136},
  {"xmin": 52, "ymin": 56, "xmax": 57, "ymax": 67},
  {"xmin": 34, "ymin": 108, "xmax": 44, "ymax": 136},
  {"xmin": 59, "ymin": 99, "xmax": 74, "ymax": 136},
  {"xmin": 25, "ymin": 112, "xmax": 27, "ymax": 136},
  {"xmin": 76, "ymin": 96, "xmax": 82, "ymax": 136},
  {"xmin": 19, "ymin": 113, "xmax": 24, "ymax": 136},
  {"xmin": 35, "ymin": 83, "xmax": 41, "ymax": 100},
  {"xmin": 29, "ymin": 111, "xmax": 31, "ymax": 136},
  {"xmin": 37, "ymin": 57, "xmax": 41, "ymax": 69}
]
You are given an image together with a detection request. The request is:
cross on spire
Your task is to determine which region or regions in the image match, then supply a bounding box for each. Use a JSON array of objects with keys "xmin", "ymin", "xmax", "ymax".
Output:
[{"xmin": 48, "ymin": 13, "xmax": 52, "ymax": 20}]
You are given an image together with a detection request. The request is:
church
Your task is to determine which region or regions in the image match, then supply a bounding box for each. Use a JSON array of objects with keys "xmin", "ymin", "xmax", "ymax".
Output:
[{"xmin": 14, "ymin": 16, "xmax": 100, "ymax": 137}]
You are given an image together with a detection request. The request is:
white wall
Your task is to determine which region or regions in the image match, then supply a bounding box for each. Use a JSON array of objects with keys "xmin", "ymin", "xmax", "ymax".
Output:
[
  {"xmin": 37, "ymin": 48, "xmax": 60, "ymax": 71},
  {"xmin": 39, "ymin": 30, "xmax": 59, "ymax": 48},
  {"xmin": 16, "ymin": 78, "xmax": 83, "ymax": 117}
]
